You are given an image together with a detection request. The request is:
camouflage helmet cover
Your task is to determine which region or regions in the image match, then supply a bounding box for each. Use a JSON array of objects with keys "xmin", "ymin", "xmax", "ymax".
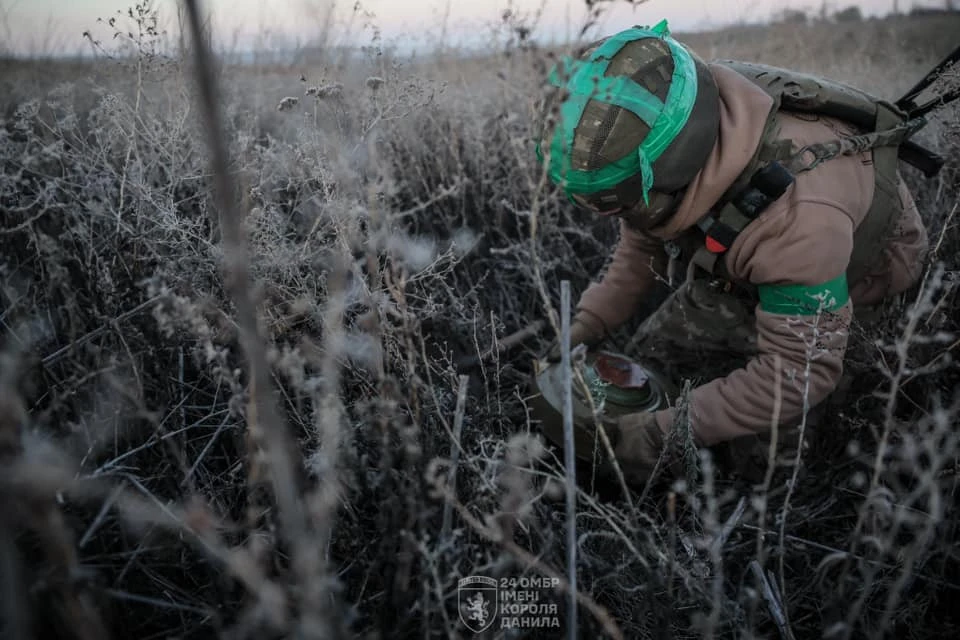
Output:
[{"xmin": 535, "ymin": 20, "xmax": 720, "ymax": 229}]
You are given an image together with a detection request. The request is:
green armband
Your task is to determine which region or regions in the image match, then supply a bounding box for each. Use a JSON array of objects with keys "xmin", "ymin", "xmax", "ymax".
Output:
[{"xmin": 758, "ymin": 273, "xmax": 849, "ymax": 315}]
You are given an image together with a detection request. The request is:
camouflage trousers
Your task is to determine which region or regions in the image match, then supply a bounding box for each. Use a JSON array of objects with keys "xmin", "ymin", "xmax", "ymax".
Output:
[
  {"xmin": 621, "ymin": 277, "xmax": 815, "ymax": 483},
  {"xmin": 624, "ymin": 277, "xmax": 759, "ymax": 384}
]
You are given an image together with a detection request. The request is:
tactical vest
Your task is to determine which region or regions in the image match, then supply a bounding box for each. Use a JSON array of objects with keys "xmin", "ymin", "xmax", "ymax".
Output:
[{"xmin": 675, "ymin": 60, "xmax": 931, "ymax": 291}]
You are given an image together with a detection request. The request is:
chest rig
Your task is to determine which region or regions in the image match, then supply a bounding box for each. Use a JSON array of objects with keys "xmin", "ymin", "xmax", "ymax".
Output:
[{"xmin": 666, "ymin": 60, "xmax": 940, "ymax": 293}]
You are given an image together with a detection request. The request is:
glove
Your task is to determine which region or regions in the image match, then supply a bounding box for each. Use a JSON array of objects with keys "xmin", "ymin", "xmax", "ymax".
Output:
[
  {"xmin": 543, "ymin": 318, "xmax": 603, "ymax": 362},
  {"xmin": 599, "ymin": 411, "xmax": 673, "ymax": 486}
]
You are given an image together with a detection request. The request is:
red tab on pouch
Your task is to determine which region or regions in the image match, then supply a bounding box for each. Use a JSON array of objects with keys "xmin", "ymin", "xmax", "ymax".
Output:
[{"xmin": 705, "ymin": 236, "xmax": 727, "ymax": 253}]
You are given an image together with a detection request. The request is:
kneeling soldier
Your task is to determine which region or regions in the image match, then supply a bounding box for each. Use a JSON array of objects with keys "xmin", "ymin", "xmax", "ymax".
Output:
[{"xmin": 533, "ymin": 21, "xmax": 932, "ymax": 485}]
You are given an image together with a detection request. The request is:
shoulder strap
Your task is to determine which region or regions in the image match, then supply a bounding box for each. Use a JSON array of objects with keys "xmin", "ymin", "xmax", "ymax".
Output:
[
  {"xmin": 688, "ymin": 100, "xmax": 921, "ymax": 286},
  {"xmin": 847, "ymin": 102, "xmax": 910, "ymax": 285},
  {"xmin": 690, "ymin": 122, "xmax": 796, "ymax": 285},
  {"xmin": 676, "ymin": 60, "xmax": 942, "ymax": 295}
]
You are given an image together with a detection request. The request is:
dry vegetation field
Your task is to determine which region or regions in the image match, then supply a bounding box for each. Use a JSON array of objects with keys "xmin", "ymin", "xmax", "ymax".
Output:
[{"xmin": 1, "ymin": 6, "xmax": 959, "ymax": 640}]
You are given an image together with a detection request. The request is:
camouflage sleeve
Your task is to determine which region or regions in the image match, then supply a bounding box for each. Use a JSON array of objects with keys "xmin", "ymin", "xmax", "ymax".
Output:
[
  {"xmin": 575, "ymin": 220, "xmax": 667, "ymax": 336},
  {"xmin": 653, "ymin": 200, "xmax": 854, "ymax": 445}
]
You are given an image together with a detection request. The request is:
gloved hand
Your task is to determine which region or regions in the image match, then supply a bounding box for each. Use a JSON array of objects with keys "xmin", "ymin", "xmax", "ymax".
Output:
[
  {"xmin": 543, "ymin": 318, "xmax": 604, "ymax": 362},
  {"xmin": 599, "ymin": 411, "xmax": 674, "ymax": 486}
]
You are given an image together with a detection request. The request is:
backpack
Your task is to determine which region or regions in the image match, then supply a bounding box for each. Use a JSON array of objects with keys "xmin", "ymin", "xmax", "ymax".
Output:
[{"xmin": 681, "ymin": 59, "xmax": 947, "ymax": 288}]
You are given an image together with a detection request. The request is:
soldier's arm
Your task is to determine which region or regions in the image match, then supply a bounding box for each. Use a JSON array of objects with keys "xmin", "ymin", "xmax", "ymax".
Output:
[
  {"xmin": 574, "ymin": 219, "xmax": 668, "ymax": 338},
  {"xmin": 653, "ymin": 201, "xmax": 853, "ymax": 445}
]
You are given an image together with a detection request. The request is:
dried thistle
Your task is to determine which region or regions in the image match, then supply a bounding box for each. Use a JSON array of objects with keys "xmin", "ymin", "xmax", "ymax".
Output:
[
  {"xmin": 315, "ymin": 82, "xmax": 343, "ymax": 100},
  {"xmin": 304, "ymin": 83, "xmax": 344, "ymax": 100},
  {"xmin": 276, "ymin": 96, "xmax": 300, "ymax": 111}
]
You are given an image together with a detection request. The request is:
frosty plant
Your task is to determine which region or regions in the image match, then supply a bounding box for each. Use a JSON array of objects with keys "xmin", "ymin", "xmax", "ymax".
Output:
[{"xmin": 1, "ymin": 6, "xmax": 959, "ymax": 640}]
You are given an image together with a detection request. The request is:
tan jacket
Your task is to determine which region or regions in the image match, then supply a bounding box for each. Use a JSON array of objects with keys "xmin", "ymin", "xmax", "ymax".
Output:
[{"xmin": 574, "ymin": 64, "xmax": 929, "ymax": 446}]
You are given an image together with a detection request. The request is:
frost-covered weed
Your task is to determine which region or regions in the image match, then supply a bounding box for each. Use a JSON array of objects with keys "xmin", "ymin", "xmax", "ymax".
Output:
[{"xmin": 1, "ymin": 10, "xmax": 959, "ymax": 640}]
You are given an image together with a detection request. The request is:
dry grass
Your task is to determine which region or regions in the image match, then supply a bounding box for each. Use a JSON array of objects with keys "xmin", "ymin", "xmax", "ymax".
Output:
[{"xmin": 1, "ymin": 7, "xmax": 959, "ymax": 640}]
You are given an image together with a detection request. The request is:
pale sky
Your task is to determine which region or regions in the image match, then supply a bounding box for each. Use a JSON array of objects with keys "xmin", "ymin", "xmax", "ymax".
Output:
[{"xmin": 0, "ymin": 0, "xmax": 948, "ymax": 55}]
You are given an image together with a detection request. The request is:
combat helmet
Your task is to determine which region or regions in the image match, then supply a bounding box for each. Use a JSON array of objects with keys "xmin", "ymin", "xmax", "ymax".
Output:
[{"xmin": 535, "ymin": 20, "xmax": 720, "ymax": 230}]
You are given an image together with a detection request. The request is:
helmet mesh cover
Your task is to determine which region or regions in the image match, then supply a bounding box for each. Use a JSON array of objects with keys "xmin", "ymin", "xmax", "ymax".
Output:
[
  {"xmin": 536, "ymin": 20, "xmax": 704, "ymax": 204},
  {"xmin": 576, "ymin": 38, "xmax": 675, "ymax": 172}
]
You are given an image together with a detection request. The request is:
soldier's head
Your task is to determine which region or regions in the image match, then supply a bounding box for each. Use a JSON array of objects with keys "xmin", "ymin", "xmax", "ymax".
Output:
[{"xmin": 535, "ymin": 20, "xmax": 720, "ymax": 231}]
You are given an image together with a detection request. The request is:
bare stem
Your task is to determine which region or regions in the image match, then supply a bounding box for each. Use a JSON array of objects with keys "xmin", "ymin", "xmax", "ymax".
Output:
[
  {"xmin": 180, "ymin": 0, "xmax": 306, "ymax": 544},
  {"xmin": 560, "ymin": 279, "xmax": 578, "ymax": 639}
]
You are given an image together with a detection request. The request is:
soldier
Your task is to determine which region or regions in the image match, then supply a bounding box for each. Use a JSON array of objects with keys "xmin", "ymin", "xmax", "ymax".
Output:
[{"xmin": 533, "ymin": 20, "xmax": 932, "ymax": 486}]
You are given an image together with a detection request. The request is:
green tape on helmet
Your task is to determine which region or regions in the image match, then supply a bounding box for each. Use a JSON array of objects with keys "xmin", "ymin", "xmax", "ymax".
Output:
[{"xmin": 535, "ymin": 19, "xmax": 699, "ymax": 206}]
